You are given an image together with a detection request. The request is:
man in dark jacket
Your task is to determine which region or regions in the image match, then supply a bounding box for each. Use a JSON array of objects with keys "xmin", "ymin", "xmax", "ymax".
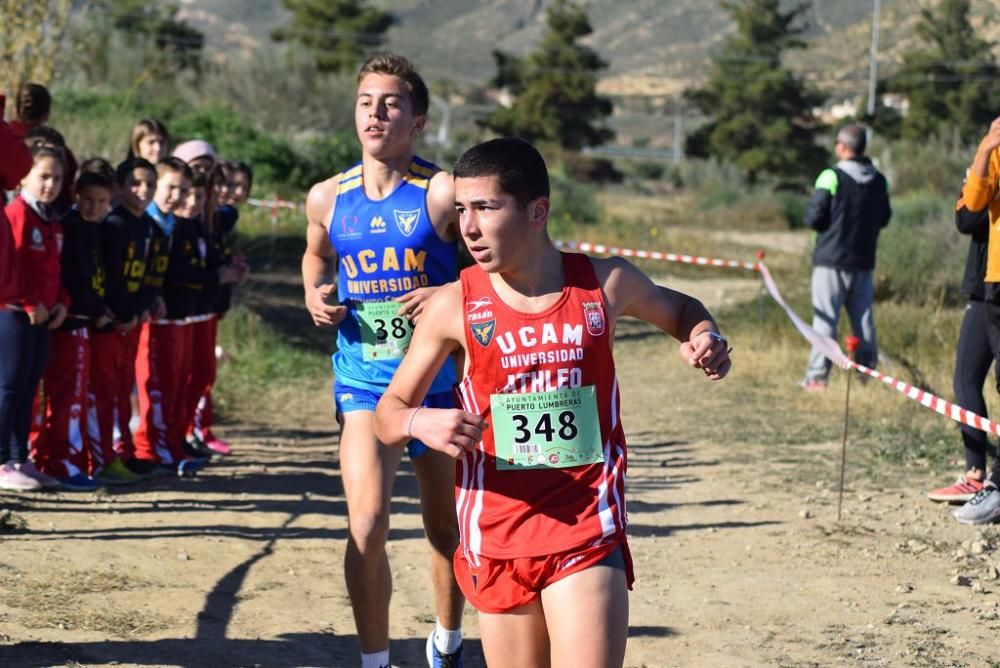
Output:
[{"xmin": 801, "ymin": 124, "xmax": 892, "ymax": 390}]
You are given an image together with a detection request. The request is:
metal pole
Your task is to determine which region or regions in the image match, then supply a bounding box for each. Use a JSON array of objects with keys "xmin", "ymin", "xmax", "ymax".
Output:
[
  {"xmin": 837, "ymin": 336, "xmax": 860, "ymax": 522},
  {"xmin": 866, "ymin": 0, "xmax": 882, "ymax": 118}
]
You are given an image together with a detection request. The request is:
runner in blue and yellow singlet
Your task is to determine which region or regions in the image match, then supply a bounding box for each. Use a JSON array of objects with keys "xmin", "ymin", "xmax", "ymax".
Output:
[{"xmin": 301, "ymin": 53, "xmax": 465, "ymax": 668}]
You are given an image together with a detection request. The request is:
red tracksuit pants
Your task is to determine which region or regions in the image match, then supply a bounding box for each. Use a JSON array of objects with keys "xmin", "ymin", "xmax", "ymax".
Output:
[
  {"xmin": 90, "ymin": 327, "xmax": 140, "ymax": 466},
  {"xmin": 31, "ymin": 328, "xmax": 92, "ymax": 477},
  {"xmin": 134, "ymin": 321, "xmax": 193, "ymax": 464},
  {"xmin": 185, "ymin": 317, "xmax": 218, "ymax": 441}
]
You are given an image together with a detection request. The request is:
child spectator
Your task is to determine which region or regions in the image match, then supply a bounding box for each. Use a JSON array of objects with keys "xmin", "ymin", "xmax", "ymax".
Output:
[
  {"xmin": 163, "ymin": 172, "xmax": 242, "ymax": 463},
  {"xmin": 0, "ymin": 119, "xmax": 39, "ymax": 490},
  {"xmin": 32, "ymin": 168, "xmax": 119, "ymax": 491},
  {"xmin": 14, "ymin": 85, "xmax": 78, "ymax": 217},
  {"xmin": 127, "ymin": 118, "xmax": 171, "ymax": 164},
  {"xmin": 172, "ymin": 140, "xmax": 216, "ymax": 176},
  {"xmin": 228, "ymin": 161, "xmax": 252, "ymax": 206},
  {"xmin": 9, "ymin": 83, "xmax": 52, "ymax": 140},
  {"xmin": 92, "ymin": 158, "xmax": 155, "ymax": 476},
  {"xmin": 185, "ymin": 165, "xmax": 246, "ymax": 456},
  {"xmin": 23, "ymin": 124, "xmax": 78, "ymax": 218},
  {"xmin": 3, "ymin": 143, "xmax": 69, "ymax": 489},
  {"xmin": 132, "ymin": 157, "xmax": 205, "ymax": 476}
]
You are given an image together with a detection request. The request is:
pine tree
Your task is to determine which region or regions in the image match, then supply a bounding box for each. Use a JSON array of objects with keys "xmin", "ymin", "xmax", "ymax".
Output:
[
  {"xmin": 885, "ymin": 0, "xmax": 1000, "ymax": 145},
  {"xmin": 271, "ymin": 0, "xmax": 394, "ymax": 74},
  {"xmin": 683, "ymin": 0, "xmax": 826, "ymax": 185},
  {"xmin": 483, "ymin": 0, "xmax": 613, "ymax": 151}
]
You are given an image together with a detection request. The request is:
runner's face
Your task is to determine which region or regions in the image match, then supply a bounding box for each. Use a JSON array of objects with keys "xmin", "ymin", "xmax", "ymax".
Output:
[
  {"xmin": 355, "ymin": 73, "xmax": 424, "ymax": 160},
  {"xmin": 455, "ymin": 175, "xmax": 536, "ymax": 272}
]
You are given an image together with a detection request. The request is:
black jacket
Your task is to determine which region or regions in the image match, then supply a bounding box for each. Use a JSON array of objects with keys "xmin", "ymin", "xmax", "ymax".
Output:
[
  {"xmin": 805, "ymin": 157, "xmax": 892, "ymax": 272},
  {"xmin": 956, "ymin": 193, "xmax": 990, "ymax": 301},
  {"xmin": 59, "ymin": 211, "xmax": 111, "ymax": 331},
  {"xmin": 101, "ymin": 205, "xmax": 154, "ymax": 324},
  {"xmin": 163, "ymin": 216, "xmax": 218, "ymax": 320}
]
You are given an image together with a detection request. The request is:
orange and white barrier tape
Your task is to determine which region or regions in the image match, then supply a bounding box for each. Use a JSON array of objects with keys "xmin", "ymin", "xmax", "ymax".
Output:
[
  {"xmin": 554, "ymin": 240, "xmax": 760, "ymax": 271},
  {"xmin": 562, "ymin": 238, "xmax": 1000, "ymax": 437},
  {"xmin": 246, "ymin": 196, "xmax": 304, "ymax": 212},
  {"xmin": 236, "ymin": 201, "xmax": 999, "ymax": 436}
]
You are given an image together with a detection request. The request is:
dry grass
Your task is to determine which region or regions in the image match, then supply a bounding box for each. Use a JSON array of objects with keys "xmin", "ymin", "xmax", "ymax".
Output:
[{"xmin": 0, "ymin": 568, "xmax": 171, "ymax": 638}]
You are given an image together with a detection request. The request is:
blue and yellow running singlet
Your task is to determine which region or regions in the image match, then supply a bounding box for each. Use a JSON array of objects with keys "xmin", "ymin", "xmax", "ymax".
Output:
[{"xmin": 328, "ymin": 156, "xmax": 458, "ymax": 392}]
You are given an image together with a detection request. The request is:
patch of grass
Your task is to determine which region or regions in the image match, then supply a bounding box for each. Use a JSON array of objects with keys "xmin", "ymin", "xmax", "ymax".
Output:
[
  {"xmin": 0, "ymin": 569, "xmax": 168, "ymax": 638},
  {"xmin": 0, "ymin": 509, "xmax": 28, "ymax": 534},
  {"xmin": 214, "ymin": 306, "xmax": 328, "ymax": 421}
]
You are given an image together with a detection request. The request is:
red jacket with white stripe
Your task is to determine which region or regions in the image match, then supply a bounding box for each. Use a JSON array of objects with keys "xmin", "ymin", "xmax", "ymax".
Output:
[{"xmin": 5, "ymin": 194, "xmax": 69, "ymax": 313}]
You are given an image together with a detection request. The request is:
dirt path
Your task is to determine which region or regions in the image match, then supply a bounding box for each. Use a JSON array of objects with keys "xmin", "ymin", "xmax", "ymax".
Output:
[{"xmin": 1, "ymin": 277, "xmax": 999, "ymax": 667}]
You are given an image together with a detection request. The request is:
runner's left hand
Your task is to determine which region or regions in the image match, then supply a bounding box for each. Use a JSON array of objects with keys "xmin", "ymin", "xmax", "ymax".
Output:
[{"xmin": 680, "ymin": 331, "xmax": 731, "ymax": 380}]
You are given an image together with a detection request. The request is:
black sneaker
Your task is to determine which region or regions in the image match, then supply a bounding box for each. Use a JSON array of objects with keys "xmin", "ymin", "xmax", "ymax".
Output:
[
  {"xmin": 124, "ymin": 458, "xmax": 159, "ymax": 479},
  {"xmin": 183, "ymin": 436, "xmax": 213, "ymax": 460}
]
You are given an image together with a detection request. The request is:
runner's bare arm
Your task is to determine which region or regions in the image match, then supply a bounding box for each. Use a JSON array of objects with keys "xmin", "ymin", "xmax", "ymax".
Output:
[
  {"xmin": 395, "ymin": 170, "xmax": 461, "ymax": 323},
  {"xmin": 375, "ymin": 283, "xmax": 486, "ymax": 457},
  {"xmin": 302, "ymin": 177, "xmax": 347, "ymax": 327},
  {"xmin": 595, "ymin": 256, "xmax": 731, "ymax": 380}
]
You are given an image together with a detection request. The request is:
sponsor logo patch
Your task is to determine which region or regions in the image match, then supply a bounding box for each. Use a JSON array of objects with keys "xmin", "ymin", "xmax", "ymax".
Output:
[
  {"xmin": 337, "ymin": 215, "xmax": 362, "ymax": 240},
  {"xmin": 467, "ymin": 296, "xmax": 494, "ymax": 322},
  {"xmin": 369, "ymin": 215, "xmax": 387, "ymax": 234}
]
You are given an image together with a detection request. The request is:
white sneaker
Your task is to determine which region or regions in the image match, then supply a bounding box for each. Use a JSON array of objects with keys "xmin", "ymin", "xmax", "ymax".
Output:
[
  {"xmin": 0, "ymin": 461, "xmax": 42, "ymax": 491},
  {"xmin": 17, "ymin": 460, "xmax": 62, "ymax": 489},
  {"xmin": 953, "ymin": 483, "xmax": 1000, "ymax": 525}
]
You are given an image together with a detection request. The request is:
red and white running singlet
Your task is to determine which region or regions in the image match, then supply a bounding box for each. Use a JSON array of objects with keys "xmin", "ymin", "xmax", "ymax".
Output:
[{"xmin": 456, "ymin": 252, "xmax": 627, "ymax": 562}]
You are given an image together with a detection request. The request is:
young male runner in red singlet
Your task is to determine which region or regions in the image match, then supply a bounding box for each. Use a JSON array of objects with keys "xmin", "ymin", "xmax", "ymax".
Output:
[{"xmin": 375, "ymin": 137, "xmax": 732, "ymax": 667}]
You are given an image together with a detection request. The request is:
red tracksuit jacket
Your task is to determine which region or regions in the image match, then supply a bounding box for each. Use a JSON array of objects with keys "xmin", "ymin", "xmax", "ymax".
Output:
[{"xmin": 5, "ymin": 195, "xmax": 70, "ymax": 314}]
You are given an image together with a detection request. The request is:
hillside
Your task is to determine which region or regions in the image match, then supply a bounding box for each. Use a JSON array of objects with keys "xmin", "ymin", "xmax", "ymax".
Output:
[{"xmin": 179, "ymin": 0, "xmax": 997, "ymax": 100}]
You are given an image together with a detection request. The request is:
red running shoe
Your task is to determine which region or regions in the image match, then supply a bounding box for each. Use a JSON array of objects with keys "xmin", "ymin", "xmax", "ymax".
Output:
[{"xmin": 927, "ymin": 474, "xmax": 984, "ymax": 503}]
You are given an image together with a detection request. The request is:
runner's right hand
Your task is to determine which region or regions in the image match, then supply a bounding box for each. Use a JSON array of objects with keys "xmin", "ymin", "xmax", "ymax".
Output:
[
  {"xmin": 306, "ymin": 283, "xmax": 347, "ymax": 327},
  {"xmin": 408, "ymin": 407, "xmax": 486, "ymax": 459}
]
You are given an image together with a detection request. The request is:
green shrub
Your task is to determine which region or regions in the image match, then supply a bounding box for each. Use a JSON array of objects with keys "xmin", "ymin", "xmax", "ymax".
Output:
[
  {"xmin": 875, "ymin": 136, "xmax": 969, "ymax": 197},
  {"xmin": 874, "ymin": 189, "xmax": 964, "ymax": 305},
  {"xmin": 547, "ymin": 167, "xmax": 601, "ymax": 238}
]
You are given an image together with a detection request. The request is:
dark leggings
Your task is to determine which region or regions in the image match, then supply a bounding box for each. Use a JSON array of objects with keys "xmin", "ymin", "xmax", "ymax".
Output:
[
  {"xmin": 0, "ymin": 309, "xmax": 35, "ymax": 464},
  {"xmin": 954, "ymin": 300, "xmax": 995, "ymax": 472},
  {"xmin": 0, "ymin": 311, "xmax": 50, "ymax": 463}
]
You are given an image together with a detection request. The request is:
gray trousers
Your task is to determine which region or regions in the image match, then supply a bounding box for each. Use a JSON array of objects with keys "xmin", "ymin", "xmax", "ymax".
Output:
[{"xmin": 804, "ymin": 266, "xmax": 878, "ymax": 382}]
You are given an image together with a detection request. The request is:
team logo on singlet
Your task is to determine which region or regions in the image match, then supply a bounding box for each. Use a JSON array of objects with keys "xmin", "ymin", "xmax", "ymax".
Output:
[
  {"xmin": 370, "ymin": 215, "xmax": 387, "ymax": 234},
  {"xmin": 470, "ymin": 320, "xmax": 496, "ymax": 348},
  {"xmin": 467, "ymin": 296, "xmax": 495, "ymax": 346},
  {"xmin": 583, "ymin": 301, "xmax": 605, "ymax": 336},
  {"xmin": 393, "ymin": 209, "xmax": 421, "ymax": 237}
]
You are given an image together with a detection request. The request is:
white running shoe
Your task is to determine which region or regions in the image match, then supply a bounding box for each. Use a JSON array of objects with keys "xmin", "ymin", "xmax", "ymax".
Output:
[
  {"xmin": 0, "ymin": 461, "xmax": 42, "ymax": 491},
  {"xmin": 953, "ymin": 483, "xmax": 1000, "ymax": 525}
]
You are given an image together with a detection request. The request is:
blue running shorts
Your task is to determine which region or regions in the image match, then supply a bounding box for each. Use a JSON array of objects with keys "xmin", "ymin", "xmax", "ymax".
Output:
[{"xmin": 333, "ymin": 381, "xmax": 455, "ymax": 458}]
